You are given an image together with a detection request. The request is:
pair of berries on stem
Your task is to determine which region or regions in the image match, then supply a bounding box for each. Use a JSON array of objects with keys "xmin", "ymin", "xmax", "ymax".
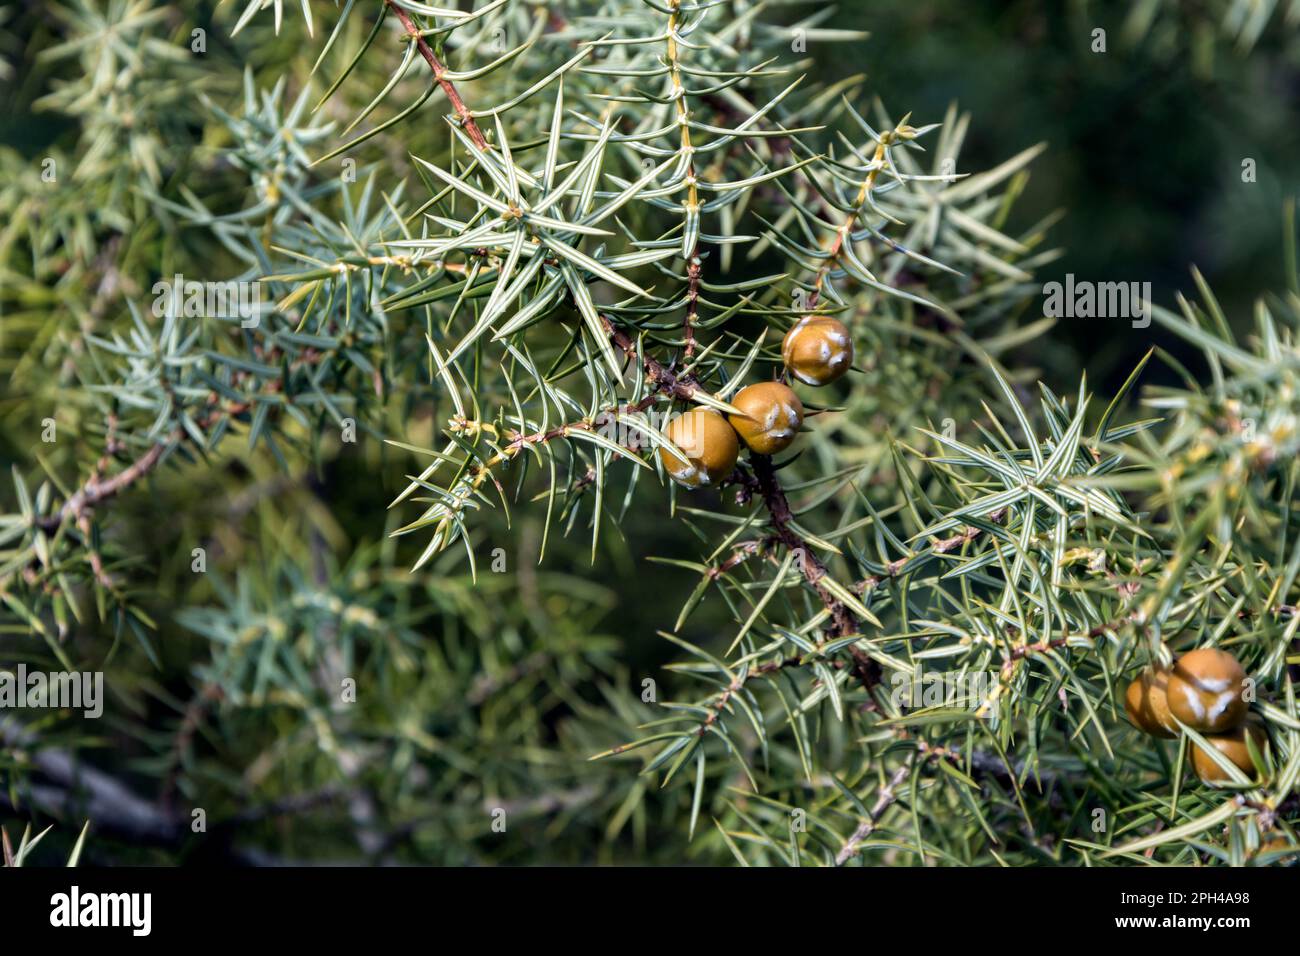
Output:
[
  {"xmin": 658, "ymin": 316, "xmax": 853, "ymax": 487},
  {"xmin": 1124, "ymin": 647, "xmax": 1266, "ymax": 783}
]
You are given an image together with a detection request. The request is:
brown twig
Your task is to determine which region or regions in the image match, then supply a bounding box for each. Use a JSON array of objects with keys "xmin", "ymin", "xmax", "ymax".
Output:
[
  {"xmin": 32, "ymin": 345, "xmax": 329, "ymax": 535},
  {"xmin": 36, "ymin": 438, "xmax": 170, "ymax": 532},
  {"xmin": 855, "ymin": 510, "xmax": 1008, "ymax": 595},
  {"xmin": 699, "ymin": 672, "xmax": 744, "ymax": 737},
  {"xmin": 749, "ymin": 454, "xmax": 878, "ymax": 692},
  {"xmin": 597, "ymin": 653, "xmax": 845, "ymax": 759},
  {"xmin": 385, "ymin": 0, "xmax": 489, "ymax": 150},
  {"xmin": 698, "ymin": 650, "xmax": 852, "ymax": 738},
  {"xmin": 749, "ymin": 456, "xmax": 850, "ymax": 631},
  {"xmin": 663, "ymin": 1, "xmax": 705, "ymax": 359},
  {"xmin": 603, "ymin": 313, "xmax": 700, "ymax": 403},
  {"xmin": 706, "ymin": 539, "xmax": 767, "ymax": 580},
  {"xmin": 684, "ymin": 252, "xmax": 702, "ymax": 359},
  {"xmin": 804, "ymin": 130, "xmax": 900, "ymax": 315}
]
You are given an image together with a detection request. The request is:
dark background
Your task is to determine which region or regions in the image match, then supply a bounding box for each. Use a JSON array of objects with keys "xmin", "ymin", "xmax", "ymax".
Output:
[{"xmin": 817, "ymin": 0, "xmax": 1300, "ymax": 392}]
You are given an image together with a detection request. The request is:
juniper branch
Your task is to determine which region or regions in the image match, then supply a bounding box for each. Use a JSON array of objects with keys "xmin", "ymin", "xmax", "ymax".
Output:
[
  {"xmin": 835, "ymin": 757, "xmax": 913, "ymax": 865},
  {"xmin": 384, "ymin": 0, "xmax": 489, "ymax": 150},
  {"xmin": 749, "ymin": 453, "xmax": 879, "ymax": 692}
]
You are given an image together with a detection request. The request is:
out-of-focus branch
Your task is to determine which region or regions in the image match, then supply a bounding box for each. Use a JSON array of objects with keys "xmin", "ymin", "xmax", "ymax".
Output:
[
  {"xmin": 1, "ymin": 719, "xmax": 361, "ymax": 863},
  {"xmin": 1, "ymin": 719, "xmax": 184, "ymax": 846}
]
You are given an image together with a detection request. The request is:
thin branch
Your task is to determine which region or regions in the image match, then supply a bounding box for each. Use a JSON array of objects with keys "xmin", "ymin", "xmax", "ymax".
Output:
[
  {"xmin": 663, "ymin": 0, "xmax": 704, "ymax": 358},
  {"xmin": 161, "ymin": 682, "xmax": 225, "ymax": 809},
  {"xmin": 856, "ymin": 510, "xmax": 1006, "ymax": 594},
  {"xmin": 35, "ymin": 437, "xmax": 170, "ymax": 532},
  {"xmin": 32, "ymin": 345, "xmax": 328, "ymax": 534},
  {"xmin": 685, "ymin": 250, "xmax": 702, "ymax": 359},
  {"xmin": 805, "ymin": 125, "xmax": 907, "ymax": 314},
  {"xmin": 749, "ymin": 454, "xmax": 879, "ymax": 692},
  {"xmin": 706, "ymin": 539, "xmax": 767, "ymax": 580},
  {"xmin": 835, "ymin": 758, "xmax": 913, "ymax": 865},
  {"xmin": 603, "ymin": 312, "xmax": 701, "ymax": 403},
  {"xmin": 385, "ymin": 0, "xmax": 489, "ymax": 150},
  {"xmin": 1, "ymin": 719, "xmax": 184, "ymax": 846}
]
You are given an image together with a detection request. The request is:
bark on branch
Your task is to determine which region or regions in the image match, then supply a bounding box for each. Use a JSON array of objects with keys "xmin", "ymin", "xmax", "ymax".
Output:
[
  {"xmin": 385, "ymin": 0, "xmax": 489, "ymax": 150},
  {"xmin": 749, "ymin": 454, "xmax": 879, "ymax": 692}
]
